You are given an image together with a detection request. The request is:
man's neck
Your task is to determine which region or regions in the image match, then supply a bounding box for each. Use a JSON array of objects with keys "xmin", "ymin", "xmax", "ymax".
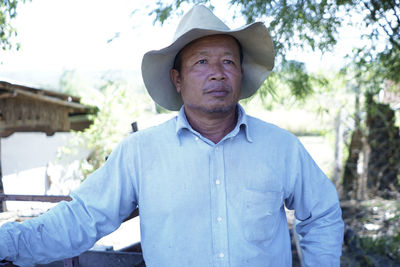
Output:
[{"xmin": 184, "ymin": 106, "xmax": 238, "ymax": 144}]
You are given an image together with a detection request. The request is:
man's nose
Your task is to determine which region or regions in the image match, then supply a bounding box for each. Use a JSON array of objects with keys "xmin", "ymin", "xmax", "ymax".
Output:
[{"xmin": 209, "ymin": 62, "xmax": 226, "ymax": 81}]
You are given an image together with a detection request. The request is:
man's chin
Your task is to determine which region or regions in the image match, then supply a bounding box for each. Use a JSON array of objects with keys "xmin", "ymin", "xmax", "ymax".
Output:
[
  {"xmin": 201, "ymin": 104, "xmax": 237, "ymax": 114},
  {"xmin": 185, "ymin": 102, "xmax": 238, "ymax": 115}
]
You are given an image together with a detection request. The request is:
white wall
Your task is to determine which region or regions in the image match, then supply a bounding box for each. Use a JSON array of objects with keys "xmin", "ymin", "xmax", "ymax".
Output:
[{"xmin": 1, "ymin": 132, "xmax": 91, "ymax": 212}]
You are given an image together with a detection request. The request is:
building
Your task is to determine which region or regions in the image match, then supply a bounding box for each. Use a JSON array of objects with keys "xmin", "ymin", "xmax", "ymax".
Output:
[{"xmin": 0, "ymin": 81, "xmax": 97, "ymax": 212}]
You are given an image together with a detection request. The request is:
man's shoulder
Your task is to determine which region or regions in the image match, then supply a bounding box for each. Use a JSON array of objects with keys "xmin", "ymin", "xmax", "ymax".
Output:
[
  {"xmin": 246, "ymin": 114, "xmax": 299, "ymax": 144},
  {"xmin": 124, "ymin": 116, "xmax": 178, "ymax": 144},
  {"xmin": 247, "ymin": 115, "xmax": 294, "ymax": 135}
]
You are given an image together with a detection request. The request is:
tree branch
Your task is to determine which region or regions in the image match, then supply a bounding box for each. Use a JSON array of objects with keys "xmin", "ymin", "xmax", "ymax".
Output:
[
  {"xmin": 362, "ymin": 0, "xmax": 400, "ymax": 50},
  {"xmin": 392, "ymin": 1, "xmax": 400, "ymax": 27}
]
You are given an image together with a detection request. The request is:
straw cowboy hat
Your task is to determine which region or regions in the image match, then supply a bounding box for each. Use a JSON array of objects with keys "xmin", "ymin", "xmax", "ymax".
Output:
[{"xmin": 141, "ymin": 5, "xmax": 275, "ymax": 111}]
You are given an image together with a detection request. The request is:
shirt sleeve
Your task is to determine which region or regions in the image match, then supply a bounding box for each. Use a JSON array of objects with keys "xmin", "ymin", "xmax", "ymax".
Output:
[
  {"xmin": 0, "ymin": 136, "xmax": 138, "ymax": 266},
  {"xmin": 285, "ymin": 139, "xmax": 344, "ymax": 267}
]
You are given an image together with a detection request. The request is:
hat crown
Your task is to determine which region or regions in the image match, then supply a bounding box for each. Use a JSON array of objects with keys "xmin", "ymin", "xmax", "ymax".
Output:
[{"xmin": 173, "ymin": 5, "xmax": 230, "ymax": 41}]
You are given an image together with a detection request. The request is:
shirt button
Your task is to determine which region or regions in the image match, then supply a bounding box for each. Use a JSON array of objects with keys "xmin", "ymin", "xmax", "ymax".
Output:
[
  {"xmin": 215, "ymin": 179, "xmax": 221, "ymax": 185},
  {"xmin": 195, "ymin": 136, "xmax": 199, "ymax": 141},
  {"xmin": 217, "ymin": 216, "xmax": 222, "ymax": 222},
  {"xmin": 215, "ymin": 146, "xmax": 219, "ymax": 151},
  {"xmin": 219, "ymin": 252, "xmax": 225, "ymax": 258}
]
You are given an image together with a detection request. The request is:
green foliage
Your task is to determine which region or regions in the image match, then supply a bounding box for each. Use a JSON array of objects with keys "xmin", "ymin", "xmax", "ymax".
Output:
[
  {"xmin": 150, "ymin": 0, "xmax": 343, "ymax": 102},
  {"xmin": 378, "ymin": 46, "xmax": 400, "ymax": 83},
  {"xmin": 150, "ymin": 0, "xmax": 212, "ymax": 24},
  {"xmin": 356, "ymin": 233, "xmax": 400, "ymax": 262},
  {"xmin": 58, "ymin": 77, "xmax": 154, "ymax": 178},
  {"xmin": 59, "ymin": 69, "xmax": 91, "ymax": 97},
  {"xmin": 151, "ymin": 0, "xmax": 344, "ymax": 57},
  {"xmin": 150, "ymin": 0, "xmax": 400, "ymax": 97},
  {"xmin": 280, "ymin": 60, "xmax": 323, "ymax": 100},
  {"xmin": 241, "ymin": 69, "xmax": 350, "ymax": 141},
  {"xmin": 80, "ymin": 82, "xmax": 152, "ymax": 176},
  {"xmin": 343, "ymin": 0, "xmax": 400, "ymax": 84},
  {"xmin": 0, "ymin": 0, "xmax": 28, "ymax": 52},
  {"xmin": 234, "ymin": 0, "xmax": 342, "ymax": 56},
  {"xmin": 243, "ymin": 60, "xmax": 331, "ymax": 110},
  {"xmin": 152, "ymin": 2, "xmax": 174, "ymax": 24}
]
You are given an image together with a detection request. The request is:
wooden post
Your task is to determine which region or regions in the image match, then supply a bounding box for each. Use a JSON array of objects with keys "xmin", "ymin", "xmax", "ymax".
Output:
[
  {"xmin": 63, "ymin": 256, "xmax": 79, "ymax": 267},
  {"xmin": 0, "ymin": 137, "xmax": 4, "ymax": 212},
  {"xmin": 333, "ymin": 109, "xmax": 343, "ymax": 187}
]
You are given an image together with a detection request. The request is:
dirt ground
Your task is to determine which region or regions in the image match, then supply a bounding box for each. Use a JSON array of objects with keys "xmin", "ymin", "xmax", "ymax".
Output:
[
  {"xmin": 287, "ymin": 198, "xmax": 400, "ymax": 266},
  {"xmin": 340, "ymin": 198, "xmax": 400, "ymax": 266}
]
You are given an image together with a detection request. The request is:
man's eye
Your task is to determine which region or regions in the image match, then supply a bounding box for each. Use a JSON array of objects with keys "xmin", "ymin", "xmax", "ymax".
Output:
[
  {"xmin": 197, "ymin": 59, "xmax": 207, "ymax": 64},
  {"xmin": 223, "ymin": 59, "xmax": 233, "ymax": 64}
]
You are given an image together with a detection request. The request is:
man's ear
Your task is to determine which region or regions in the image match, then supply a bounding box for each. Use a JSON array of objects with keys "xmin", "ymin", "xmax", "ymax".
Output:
[{"xmin": 170, "ymin": 69, "xmax": 182, "ymax": 93}]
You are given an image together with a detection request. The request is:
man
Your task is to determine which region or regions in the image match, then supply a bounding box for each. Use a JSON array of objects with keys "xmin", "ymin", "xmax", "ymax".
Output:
[{"xmin": 0, "ymin": 5, "xmax": 344, "ymax": 266}]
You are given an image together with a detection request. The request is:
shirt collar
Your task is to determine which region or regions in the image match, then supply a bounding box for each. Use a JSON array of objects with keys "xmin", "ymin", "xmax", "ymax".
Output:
[{"xmin": 175, "ymin": 104, "xmax": 252, "ymax": 143}]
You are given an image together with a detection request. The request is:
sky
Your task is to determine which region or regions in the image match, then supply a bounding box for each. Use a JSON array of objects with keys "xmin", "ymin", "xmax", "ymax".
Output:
[
  {"xmin": 1, "ymin": 0, "xmax": 176, "ymax": 72},
  {"xmin": 0, "ymin": 0, "xmax": 361, "ymax": 87}
]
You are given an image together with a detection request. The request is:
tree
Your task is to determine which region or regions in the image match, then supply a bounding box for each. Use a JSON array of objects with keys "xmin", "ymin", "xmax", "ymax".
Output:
[
  {"xmin": 151, "ymin": 0, "xmax": 343, "ymax": 100},
  {"xmin": 352, "ymin": 0, "xmax": 400, "ymax": 83},
  {"xmin": 151, "ymin": 0, "xmax": 399, "ymax": 84},
  {"xmin": 57, "ymin": 77, "xmax": 155, "ymax": 179},
  {"xmin": 0, "ymin": 0, "xmax": 28, "ymax": 52}
]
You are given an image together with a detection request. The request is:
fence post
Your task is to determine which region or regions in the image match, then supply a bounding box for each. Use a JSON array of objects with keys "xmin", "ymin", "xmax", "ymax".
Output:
[
  {"xmin": 0, "ymin": 138, "xmax": 4, "ymax": 212},
  {"xmin": 63, "ymin": 256, "xmax": 79, "ymax": 267}
]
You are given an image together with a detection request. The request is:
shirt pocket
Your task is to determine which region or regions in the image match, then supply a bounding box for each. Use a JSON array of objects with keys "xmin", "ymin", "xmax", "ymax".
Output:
[{"xmin": 242, "ymin": 189, "xmax": 283, "ymax": 242}]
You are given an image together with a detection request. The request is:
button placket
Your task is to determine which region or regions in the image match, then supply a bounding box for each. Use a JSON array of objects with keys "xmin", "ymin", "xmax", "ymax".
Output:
[{"xmin": 209, "ymin": 144, "xmax": 229, "ymax": 266}]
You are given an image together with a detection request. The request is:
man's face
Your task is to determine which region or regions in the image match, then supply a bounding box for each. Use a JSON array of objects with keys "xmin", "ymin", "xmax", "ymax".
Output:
[{"xmin": 170, "ymin": 35, "xmax": 242, "ymax": 115}]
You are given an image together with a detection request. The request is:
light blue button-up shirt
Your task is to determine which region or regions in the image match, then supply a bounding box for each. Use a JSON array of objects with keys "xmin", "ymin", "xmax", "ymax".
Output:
[{"xmin": 0, "ymin": 105, "xmax": 344, "ymax": 266}]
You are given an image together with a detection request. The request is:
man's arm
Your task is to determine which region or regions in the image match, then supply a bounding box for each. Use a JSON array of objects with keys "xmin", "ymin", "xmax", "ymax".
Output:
[
  {"xmin": 0, "ymin": 197, "xmax": 113, "ymax": 266},
  {"xmin": 0, "ymin": 136, "xmax": 138, "ymax": 266},
  {"xmin": 285, "ymin": 140, "xmax": 344, "ymax": 266}
]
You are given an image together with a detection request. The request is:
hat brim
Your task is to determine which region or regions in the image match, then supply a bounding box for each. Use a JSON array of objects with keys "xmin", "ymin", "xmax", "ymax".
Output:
[{"xmin": 141, "ymin": 22, "xmax": 275, "ymax": 111}]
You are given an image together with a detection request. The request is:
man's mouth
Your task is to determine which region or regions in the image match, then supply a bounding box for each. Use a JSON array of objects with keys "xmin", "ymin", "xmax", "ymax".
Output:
[{"xmin": 204, "ymin": 85, "xmax": 231, "ymax": 97}]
